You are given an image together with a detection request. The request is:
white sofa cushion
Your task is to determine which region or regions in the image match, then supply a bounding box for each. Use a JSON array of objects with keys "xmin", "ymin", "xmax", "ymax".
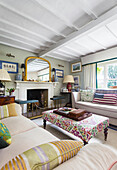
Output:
[
  {"xmin": 1, "ymin": 116, "xmax": 38, "ymax": 136},
  {"xmin": 75, "ymin": 101, "xmax": 117, "ymax": 118},
  {"xmin": 54, "ymin": 143, "xmax": 117, "ymax": 170},
  {"xmin": 0, "ymin": 127, "xmax": 59, "ymax": 169}
]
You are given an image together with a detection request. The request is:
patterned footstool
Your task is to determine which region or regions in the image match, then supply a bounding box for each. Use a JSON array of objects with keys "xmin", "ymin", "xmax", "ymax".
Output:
[{"xmin": 42, "ymin": 109, "xmax": 109, "ymax": 144}]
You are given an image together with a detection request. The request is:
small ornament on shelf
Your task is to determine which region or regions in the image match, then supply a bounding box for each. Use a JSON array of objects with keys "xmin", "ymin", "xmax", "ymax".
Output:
[{"xmin": 6, "ymin": 88, "xmax": 15, "ymax": 96}]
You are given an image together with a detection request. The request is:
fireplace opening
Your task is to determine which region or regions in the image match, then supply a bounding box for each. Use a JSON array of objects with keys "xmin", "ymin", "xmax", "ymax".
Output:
[{"xmin": 27, "ymin": 89, "xmax": 48, "ymax": 108}]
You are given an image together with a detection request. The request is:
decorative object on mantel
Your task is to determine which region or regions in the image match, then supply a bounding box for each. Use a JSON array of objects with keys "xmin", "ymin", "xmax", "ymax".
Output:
[
  {"xmin": 6, "ymin": 53, "xmax": 15, "ymax": 58},
  {"xmin": 15, "ymin": 73, "xmax": 22, "ymax": 81},
  {"xmin": 21, "ymin": 63, "xmax": 25, "ymax": 81},
  {"xmin": 52, "ymin": 68, "xmax": 58, "ymax": 82},
  {"xmin": 0, "ymin": 60, "xmax": 18, "ymax": 74},
  {"xmin": 71, "ymin": 62, "xmax": 82, "ymax": 73},
  {"xmin": 0, "ymin": 69, "xmax": 11, "ymax": 96},
  {"xmin": 63, "ymin": 75, "xmax": 74, "ymax": 92},
  {"xmin": 6, "ymin": 88, "xmax": 15, "ymax": 96},
  {"xmin": 52, "ymin": 68, "xmax": 55, "ymax": 82}
]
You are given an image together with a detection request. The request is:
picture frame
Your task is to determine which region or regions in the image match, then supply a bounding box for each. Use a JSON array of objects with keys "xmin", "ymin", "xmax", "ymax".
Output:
[
  {"xmin": 73, "ymin": 75, "xmax": 80, "ymax": 88},
  {"xmin": 55, "ymin": 69, "xmax": 64, "ymax": 78},
  {"xmin": 0, "ymin": 60, "xmax": 18, "ymax": 74},
  {"xmin": 71, "ymin": 62, "xmax": 82, "ymax": 73}
]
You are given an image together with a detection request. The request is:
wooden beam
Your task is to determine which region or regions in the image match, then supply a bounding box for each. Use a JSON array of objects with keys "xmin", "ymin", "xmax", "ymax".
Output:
[
  {"xmin": 39, "ymin": 7, "xmax": 117, "ymax": 57},
  {"xmin": 0, "ymin": 19, "xmax": 56, "ymax": 43},
  {"xmin": 35, "ymin": 0, "xmax": 79, "ymax": 30},
  {"xmin": 0, "ymin": 2, "xmax": 66, "ymax": 37},
  {"xmin": 0, "ymin": 28, "xmax": 50, "ymax": 48}
]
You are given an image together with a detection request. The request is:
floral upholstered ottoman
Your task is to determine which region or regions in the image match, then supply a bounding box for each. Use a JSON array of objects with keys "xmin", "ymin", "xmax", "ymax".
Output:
[{"xmin": 42, "ymin": 109, "xmax": 109, "ymax": 144}]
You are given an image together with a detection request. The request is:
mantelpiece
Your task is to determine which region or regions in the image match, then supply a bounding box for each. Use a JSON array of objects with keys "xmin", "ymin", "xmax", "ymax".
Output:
[{"xmin": 15, "ymin": 81, "xmax": 58, "ymax": 112}]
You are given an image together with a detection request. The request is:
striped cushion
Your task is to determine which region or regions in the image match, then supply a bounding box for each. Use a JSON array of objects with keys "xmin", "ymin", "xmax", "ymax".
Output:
[
  {"xmin": 0, "ymin": 105, "xmax": 9, "ymax": 119},
  {"xmin": 93, "ymin": 94, "xmax": 117, "ymax": 105},
  {"xmin": 0, "ymin": 121, "xmax": 11, "ymax": 149},
  {"xmin": 1, "ymin": 140, "xmax": 83, "ymax": 170}
]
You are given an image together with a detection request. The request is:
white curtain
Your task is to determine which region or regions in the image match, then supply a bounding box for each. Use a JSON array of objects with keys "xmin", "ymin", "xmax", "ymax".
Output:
[{"xmin": 84, "ymin": 64, "xmax": 96, "ymax": 89}]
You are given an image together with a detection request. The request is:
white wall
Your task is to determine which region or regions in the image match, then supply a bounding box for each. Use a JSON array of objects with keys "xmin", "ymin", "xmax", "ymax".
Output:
[{"xmin": 0, "ymin": 44, "xmax": 70, "ymax": 98}]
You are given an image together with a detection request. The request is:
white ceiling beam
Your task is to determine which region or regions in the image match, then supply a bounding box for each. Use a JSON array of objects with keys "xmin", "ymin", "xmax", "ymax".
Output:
[
  {"xmin": 0, "ymin": 28, "xmax": 50, "ymax": 48},
  {"xmin": 106, "ymin": 25, "xmax": 117, "ymax": 41},
  {"xmin": 66, "ymin": 44, "xmax": 85, "ymax": 55},
  {"xmin": 64, "ymin": 46, "xmax": 81, "ymax": 55},
  {"xmin": 0, "ymin": 41, "xmax": 38, "ymax": 54},
  {"xmin": 34, "ymin": 0, "xmax": 79, "ymax": 30},
  {"xmin": 58, "ymin": 48, "xmax": 78, "ymax": 57},
  {"xmin": 46, "ymin": 54, "xmax": 72, "ymax": 61},
  {"xmin": 52, "ymin": 51, "xmax": 78, "ymax": 59},
  {"xmin": 0, "ymin": 2, "xmax": 66, "ymax": 38},
  {"xmin": 78, "ymin": 0, "xmax": 98, "ymax": 20},
  {"xmin": 0, "ymin": 34, "xmax": 45, "ymax": 50},
  {"xmin": 87, "ymin": 35, "xmax": 107, "ymax": 49},
  {"xmin": 0, "ymin": 19, "xmax": 56, "ymax": 44},
  {"xmin": 74, "ymin": 41, "xmax": 95, "ymax": 52},
  {"xmin": 39, "ymin": 6, "xmax": 117, "ymax": 57}
]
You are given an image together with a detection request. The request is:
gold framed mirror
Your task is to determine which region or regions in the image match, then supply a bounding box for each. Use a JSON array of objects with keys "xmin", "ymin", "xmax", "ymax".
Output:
[{"xmin": 25, "ymin": 56, "xmax": 51, "ymax": 82}]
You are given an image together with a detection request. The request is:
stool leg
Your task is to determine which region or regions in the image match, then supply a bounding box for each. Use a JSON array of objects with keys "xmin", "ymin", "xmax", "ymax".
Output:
[
  {"xmin": 43, "ymin": 119, "xmax": 46, "ymax": 129},
  {"xmin": 54, "ymin": 100, "xmax": 56, "ymax": 108},
  {"xmin": 32, "ymin": 103, "xmax": 33, "ymax": 117},
  {"xmin": 35, "ymin": 103, "xmax": 37, "ymax": 115},
  {"xmin": 60, "ymin": 99, "xmax": 61, "ymax": 108},
  {"xmin": 27, "ymin": 103, "xmax": 29, "ymax": 118}
]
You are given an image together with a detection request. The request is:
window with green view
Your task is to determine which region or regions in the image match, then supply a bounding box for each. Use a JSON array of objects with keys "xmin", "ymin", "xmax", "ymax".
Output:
[{"xmin": 97, "ymin": 59, "xmax": 117, "ymax": 88}]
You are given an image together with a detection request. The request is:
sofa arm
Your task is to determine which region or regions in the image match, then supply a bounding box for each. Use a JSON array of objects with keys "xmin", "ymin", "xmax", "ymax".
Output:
[
  {"xmin": 72, "ymin": 92, "xmax": 81, "ymax": 108},
  {"xmin": 15, "ymin": 103, "xmax": 22, "ymax": 115}
]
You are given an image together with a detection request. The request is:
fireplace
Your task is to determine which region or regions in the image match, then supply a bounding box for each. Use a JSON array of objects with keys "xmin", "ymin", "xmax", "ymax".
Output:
[
  {"xmin": 27, "ymin": 89, "xmax": 48, "ymax": 108},
  {"xmin": 15, "ymin": 81, "xmax": 54, "ymax": 113}
]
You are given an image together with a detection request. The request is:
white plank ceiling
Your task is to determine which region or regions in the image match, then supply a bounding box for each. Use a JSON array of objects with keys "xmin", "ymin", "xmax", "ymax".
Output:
[{"xmin": 0, "ymin": 0, "xmax": 117, "ymax": 61}]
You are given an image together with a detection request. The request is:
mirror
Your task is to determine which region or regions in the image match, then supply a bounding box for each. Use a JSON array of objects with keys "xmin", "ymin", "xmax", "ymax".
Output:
[{"xmin": 25, "ymin": 56, "xmax": 51, "ymax": 82}]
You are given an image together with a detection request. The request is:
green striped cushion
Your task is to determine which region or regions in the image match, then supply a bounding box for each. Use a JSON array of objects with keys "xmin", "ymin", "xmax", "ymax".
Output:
[
  {"xmin": 0, "ymin": 105, "xmax": 9, "ymax": 119},
  {"xmin": 0, "ymin": 121, "xmax": 11, "ymax": 149},
  {"xmin": 1, "ymin": 140, "xmax": 83, "ymax": 170}
]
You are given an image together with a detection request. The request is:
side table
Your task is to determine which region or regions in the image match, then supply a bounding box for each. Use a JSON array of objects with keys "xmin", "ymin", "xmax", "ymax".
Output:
[
  {"xmin": 0, "ymin": 96, "xmax": 15, "ymax": 106},
  {"xmin": 61, "ymin": 92, "xmax": 72, "ymax": 107}
]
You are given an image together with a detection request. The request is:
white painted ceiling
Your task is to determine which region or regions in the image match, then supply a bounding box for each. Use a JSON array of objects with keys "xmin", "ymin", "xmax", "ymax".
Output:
[{"xmin": 0, "ymin": 0, "xmax": 117, "ymax": 61}]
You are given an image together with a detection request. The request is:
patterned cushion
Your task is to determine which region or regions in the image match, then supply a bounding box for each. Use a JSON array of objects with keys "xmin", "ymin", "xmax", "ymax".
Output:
[
  {"xmin": 80, "ymin": 90, "xmax": 94, "ymax": 102},
  {"xmin": 93, "ymin": 94, "xmax": 117, "ymax": 105},
  {"xmin": 1, "ymin": 140, "xmax": 83, "ymax": 170},
  {"xmin": 0, "ymin": 121, "xmax": 11, "ymax": 149},
  {"xmin": 0, "ymin": 105, "xmax": 9, "ymax": 119},
  {"xmin": 7, "ymin": 103, "xmax": 18, "ymax": 117},
  {"xmin": 0, "ymin": 104, "xmax": 18, "ymax": 120}
]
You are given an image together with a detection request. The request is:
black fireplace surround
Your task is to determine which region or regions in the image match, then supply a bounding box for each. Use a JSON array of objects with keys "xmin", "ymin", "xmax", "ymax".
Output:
[{"xmin": 27, "ymin": 89, "xmax": 48, "ymax": 107}]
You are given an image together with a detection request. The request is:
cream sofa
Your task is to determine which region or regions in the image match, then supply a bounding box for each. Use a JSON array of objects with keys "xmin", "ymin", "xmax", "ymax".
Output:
[
  {"xmin": 0, "ymin": 103, "xmax": 117, "ymax": 170},
  {"xmin": 72, "ymin": 89, "xmax": 117, "ymax": 126}
]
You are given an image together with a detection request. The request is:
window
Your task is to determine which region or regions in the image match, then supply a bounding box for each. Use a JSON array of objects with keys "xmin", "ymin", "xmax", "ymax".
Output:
[{"xmin": 97, "ymin": 59, "xmax": 117, "ymax": 88}]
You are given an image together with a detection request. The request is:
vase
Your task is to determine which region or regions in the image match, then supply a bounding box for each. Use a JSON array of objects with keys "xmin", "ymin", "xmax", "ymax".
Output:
[{"xmin": 9, "ymin": 92, "xmax": 14, "ymax": 96}]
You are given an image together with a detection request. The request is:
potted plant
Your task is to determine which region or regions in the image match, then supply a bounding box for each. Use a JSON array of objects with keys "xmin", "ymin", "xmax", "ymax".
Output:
[{"xmin": 6, "ymin": 88, "xmax": 15, "ymax": 96}]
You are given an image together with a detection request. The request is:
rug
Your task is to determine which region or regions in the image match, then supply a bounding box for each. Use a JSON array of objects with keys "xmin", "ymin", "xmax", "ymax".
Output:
[{"xmin": 33, "ymin": 118, "xmax": 117, "ymax": 152}]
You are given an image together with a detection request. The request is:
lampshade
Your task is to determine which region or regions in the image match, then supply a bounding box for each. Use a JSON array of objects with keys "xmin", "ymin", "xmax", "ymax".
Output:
[
  {"xmin": 63, "ymin": 75, "xmax": 74, "ymax": 83},
  {"xmin": 0, "ymin": 69, "xmax": 11, "ymax": 82}
]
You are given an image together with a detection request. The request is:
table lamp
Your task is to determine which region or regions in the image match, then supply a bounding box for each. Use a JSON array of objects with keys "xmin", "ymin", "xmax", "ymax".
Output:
[
  {"xmin": 63, "ymin": 75, "xmax": 74, "ymax": 92},
  {"xmin": 0, "ymin": 69, "xmax": 11, "ymax": 95}
]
